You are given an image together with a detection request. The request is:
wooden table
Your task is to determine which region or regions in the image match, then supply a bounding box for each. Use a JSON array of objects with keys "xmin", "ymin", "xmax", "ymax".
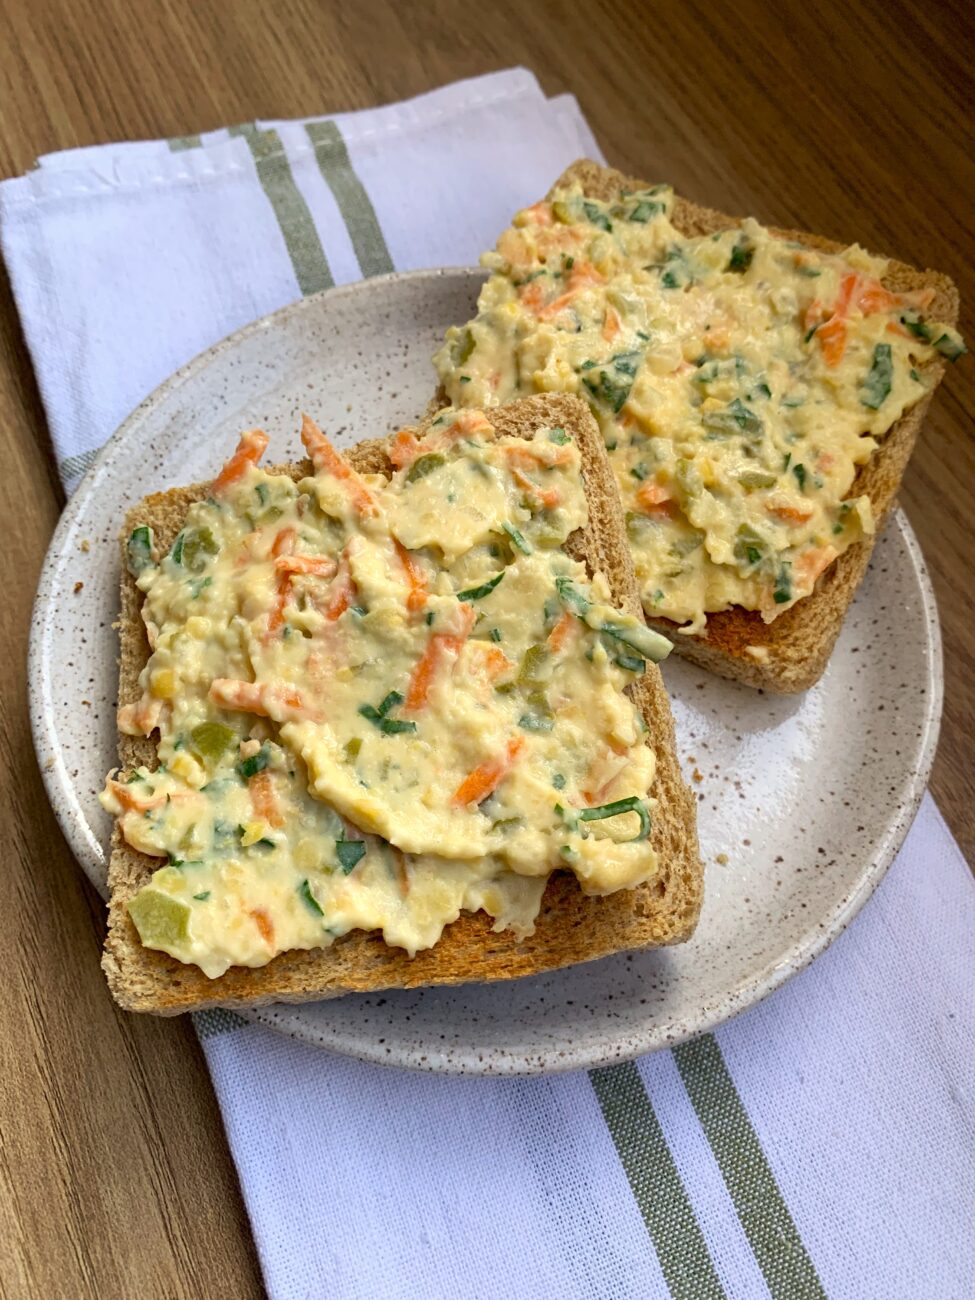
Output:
[{"xmin": 1, "ymin": 1, "xmax": 971, "ymax": 1294}]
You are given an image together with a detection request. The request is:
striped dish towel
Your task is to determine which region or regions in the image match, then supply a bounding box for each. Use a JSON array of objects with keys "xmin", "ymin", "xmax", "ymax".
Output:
[{"xmin": 4, "ymin": 68, "xmax": 974, "ymax": 1300}]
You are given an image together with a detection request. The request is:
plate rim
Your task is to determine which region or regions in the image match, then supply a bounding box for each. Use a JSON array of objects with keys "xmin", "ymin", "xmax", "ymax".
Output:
[{"xmin": 29, "ymin": 268, "xmax": 944, "ymax": 1074}]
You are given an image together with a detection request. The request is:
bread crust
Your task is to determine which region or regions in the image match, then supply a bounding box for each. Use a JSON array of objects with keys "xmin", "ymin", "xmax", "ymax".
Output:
[
  {"xmin": 549, "ymin": 160, "xmax": 960, "ymax": 692},
  {"xmin": 103, "ymin": 394, "xmax": 702, "ymax": 1014}
]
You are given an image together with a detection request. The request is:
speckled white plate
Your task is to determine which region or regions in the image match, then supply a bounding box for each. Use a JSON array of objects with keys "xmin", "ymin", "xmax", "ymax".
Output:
[{"xmin": 30, "ymin": 268, "xmax": 942, "ymax": 1074}]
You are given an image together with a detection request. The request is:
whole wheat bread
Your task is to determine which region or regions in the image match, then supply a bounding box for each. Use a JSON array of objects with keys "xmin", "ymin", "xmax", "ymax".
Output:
[
  {"xmin": 439, "ymin": 161, "xmax": 961, "ymax": 693},
  {"xmin": 103, "ymin": 394, "xmax": 702, "ymax": 1014}
]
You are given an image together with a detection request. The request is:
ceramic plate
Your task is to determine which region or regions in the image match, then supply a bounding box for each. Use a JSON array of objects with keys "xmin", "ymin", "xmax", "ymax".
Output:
[{"xmin": 30, "ymin": 268, "xmax": 942, "ymax": 1074}]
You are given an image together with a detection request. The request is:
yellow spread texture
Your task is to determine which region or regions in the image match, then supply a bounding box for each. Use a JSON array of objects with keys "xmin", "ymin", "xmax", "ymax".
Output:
[
  {"xmin": 102, "ymin": 412, "xmax": 671, "ymax": 977},
  {"xmin": 434, "ymin": 183, "xmax": 964, "ymax": 633}
]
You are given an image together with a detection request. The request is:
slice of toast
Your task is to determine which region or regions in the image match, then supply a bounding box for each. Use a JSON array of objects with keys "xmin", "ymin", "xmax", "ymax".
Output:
[
  {"xmin": 440, "ymin": 161, "xmax": 961, "ymax": 693},
  {"xmin": 103, "ymin": 394, "xmax": 702, "ymax": 1014}
]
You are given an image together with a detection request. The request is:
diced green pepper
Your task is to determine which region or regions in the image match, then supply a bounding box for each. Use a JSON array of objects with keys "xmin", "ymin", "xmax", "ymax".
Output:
[
  {"xmin": 407, "ymin": 452, "xmax": 446, "ymax": 483},
  {"xmin": 126, "ymin": 525, "xmax": 154, "ymax": 577},
  {"xmin": 191, "ymin": 721, "xmax": 235, "ymax": 763},
  {"xmin": 128, "ymin": 888, "xmax": 191, "ymax": 948}
]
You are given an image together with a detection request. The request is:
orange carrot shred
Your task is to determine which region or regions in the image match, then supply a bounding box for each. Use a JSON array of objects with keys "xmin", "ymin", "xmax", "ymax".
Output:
[
  {"xmin": 212, "ymin": 429, "xmax": 269, "ymax": 494},
  {"xmin": 453, "ymin": 737, "xmax": 525, "ymax": 807}
]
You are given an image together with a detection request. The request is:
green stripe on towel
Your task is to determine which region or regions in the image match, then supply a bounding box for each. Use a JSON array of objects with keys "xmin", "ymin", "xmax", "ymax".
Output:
[
  {"xmin": 674, "ymin": 1035, "xmax": 826, "ymax": 1299},
  {"xmin": 591, "ymin": 1062, "xmax": 727, "ymax": 1300},
  {"xmin": 305, "ymin": 120, "xmax": 394, "ymax": 279},
  {"xmin": 229, "ymin": 124, "xmax": 334, "ymax": 297}
]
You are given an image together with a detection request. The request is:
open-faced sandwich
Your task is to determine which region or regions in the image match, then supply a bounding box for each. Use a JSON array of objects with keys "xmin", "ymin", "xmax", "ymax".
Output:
[
  {"xmin": 434, "ymin": 161, "xmax": 964, "ymax": 691},
  {"xmin": 100, "ymin": 394, "xmax": 700, "ymax": 1013}
]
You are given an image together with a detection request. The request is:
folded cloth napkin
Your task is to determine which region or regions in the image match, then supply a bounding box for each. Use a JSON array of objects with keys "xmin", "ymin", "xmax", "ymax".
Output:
[{"xmin": 4, "ymin": 68, "xmax": 973, "ymax": 1300}]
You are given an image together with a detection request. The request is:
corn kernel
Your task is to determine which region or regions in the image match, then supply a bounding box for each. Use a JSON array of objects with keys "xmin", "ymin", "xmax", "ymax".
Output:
[
  {"xmin": 171, "ymin": 752, "xmax": 205, "ymax": 787},
  {"xmin": 150, "ymin": 668, "xmax": 175, "ymax": 699},
  {"xmin": 239, "ymin": 821, "xmax": 268, "ymax": 847}
]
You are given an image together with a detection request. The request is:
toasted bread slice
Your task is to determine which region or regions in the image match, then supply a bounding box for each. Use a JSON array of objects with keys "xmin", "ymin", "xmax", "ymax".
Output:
[
  {"xmin": 548, "ymin": 161, "xmax": 960, "ymax": 692},
  {"xmin": 102, "ymin": 394, "xmax": 702, "ymax": 1014}
]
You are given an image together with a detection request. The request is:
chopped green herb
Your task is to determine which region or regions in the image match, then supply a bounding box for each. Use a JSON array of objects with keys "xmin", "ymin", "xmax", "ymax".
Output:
[
  {"xmin": 193, "ymin": 892, "xmax": 211, "ymax": 902},
  {"xmin": 727, "ymin": 237, "xmax": 754, "ymax": 273},
  {"xmin": 583, "ymin": 200, "xmax": 612, "ymax": 231},
  {"xmin": 298, "ymin": 879, "xmax": 324, "ymax": 916},
  {"xmin": 547, "ymin": 427, "xmax": 571, "ymax": 444},
  {"xmin": 860, "ymin": 343, "xmax": 893, "ymax": 409},
  {"xmin": 502, "ymin": 521, "xmax": 532, "ymax": 554},
  {"xmin": 255, "ymin": 483, "xmax": 270, "ymax": 507},
  {"xmin": 488, "ymin": 627, "xmax": 503, "ymax": 643},
  {"xmin": 336, "ymin": 839, "xmax": 366, "ymax": 874},
  {"xmin": 555, "ymin": 577, "xmax": 590, "ymax": 616},
  {"xmin": 627, "ymin": 199, "xmax": 662, "ymax": 223},
  {"xmin": 792, "ymin": 462, "xmax": 807, "ymax": 491},
  {"xmin": 630, "ymin": 463, "xmax": 650, "ymax": 481},
  {"xmin": 236, "ymin": 743, "xmax": 271, "ymax": 781},
  {"xmin": 773, "ymin": 565, "xmax": 793, "ymax": 605},
  {"xmin": 598, "ymin": 619, "xmax": 671, "ymax": 664},
  {"xmin": 457, "ymin": 571, "xmax": 505, "ymax": 602},
  {"xmin": 345, "ymin": 737, "xmax": 362, "ymax": 760},
  {"xmin": 552, "ymin": 773, "xmax": 566, "ymax": 790},
  {"xmin": 578, "ymin": 796, "xmax": 651, "ymax": 841}
]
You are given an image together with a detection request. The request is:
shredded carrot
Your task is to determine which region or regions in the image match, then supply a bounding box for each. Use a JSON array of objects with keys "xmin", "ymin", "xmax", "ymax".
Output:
[
  {"xmin": 536, "ymin": 260, "xmax": 605, "ymax": 321},
  {"xmin": 898, "ymin": 286, "xmax": 936, "ymax": 310},
  {"xmin": 405, "ymin": 606, "xmax": 475, "ymax": 712},
  {"xmin": 795, "ymin": 546, "xmax": 836, "ymax": 584},
  {"xmin": 266, "ymin": 527, "xmax": 297, "ymax": 635},
  {"xmin": 209, "ymin": 679, "xmax": 317, "ymax": 723},
  {"xmin": 117, "ymin": 696, "xmax": 164, "ymax": 736},
  {"xmin": 520, "ymin": 201, "xmax": 553, "ymax": 227},
  {"xmin": 518, "ymin": 280, "xmax": 545, "ymax": 312},
  {"xmin": 502, "ymin": 442, "xmax": 574, "ymax": 469},
  {"xmin": 767, "ymin": 502, "xmax": 814, "ymax": 525},
  {"xmin": 249, "ymin": 909, "xmax": 275, "ymax": 946},
  {"xmin": 546, "ymin": 611, "xmax": 577, "ymax": 654},
  {"xmin": 323, "ymin": 548, "xmax": 356, "ymax": 621},
  {"xmin": 476, "ymin": 645, "xmax": 514, "ymax": 680},
  {"xmin": 106, "ymin": 778, "xmax": 168, "ymax": 813},
  {"xmin": 274, "ymin": 554, "xmax": 338, "ymax": 578},
  {"xmin": 212, "ymin": 429, "xmax": 269, "ymax": 494},
  {"xmin": 816, "ymin": 316, "xmax": 847, "ymax": 367},
  {"xmin": 635, "ymin": 480, "xmax": 677, "ymax": 517},
  {"xmin": 886, "ymin": 320, "xmax": 914, "ymax": 340},
  {"xmin": 856, "ymin": 280, "xmax": 898, "ymax": 315},
  {"xmin": 301, "ymin": 414, "xmax": 379, "ymax": 516},
  {"xmin": 249, "ymin": 769, "xmax": 284, "ymax": 828},
  {"xmin": 452, "ymin": 737, "xmax": 525, "ymax": 807},
  {"xmin": 389, "ymin": 429, "xmax": 424, "ymax": 468},
  {"xmin": 511, "ymin": 466, "xmax": 561, "ymax": 509},
  {"xmin": 602, "ymin": 304, "xmax": 621, "ymax": 342},
  {"xmin": 394, "ymin": 538, "xmax": 427, "ymax": 612}
]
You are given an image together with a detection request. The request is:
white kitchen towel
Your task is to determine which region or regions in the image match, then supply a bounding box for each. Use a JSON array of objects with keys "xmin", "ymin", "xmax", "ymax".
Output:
[{"xmin": 3, "ymin": 68, "xmax": 973, "ymax": 1300}]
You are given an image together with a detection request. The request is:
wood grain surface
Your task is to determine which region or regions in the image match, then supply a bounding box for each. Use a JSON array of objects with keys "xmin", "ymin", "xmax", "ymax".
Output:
[{"xmin": 1, "ymin": 1, "xmax": 971, "ymax": 1295}]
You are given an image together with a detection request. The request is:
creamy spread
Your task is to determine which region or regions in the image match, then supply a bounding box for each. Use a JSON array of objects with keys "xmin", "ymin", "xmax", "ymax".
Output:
[
  {"xmin": 434, "ymin": 182, "xmax": 965, "ymax": 634},
  {"xmin": 102, "ymin": 411, "xmax": 671, "ymax": 977}
]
